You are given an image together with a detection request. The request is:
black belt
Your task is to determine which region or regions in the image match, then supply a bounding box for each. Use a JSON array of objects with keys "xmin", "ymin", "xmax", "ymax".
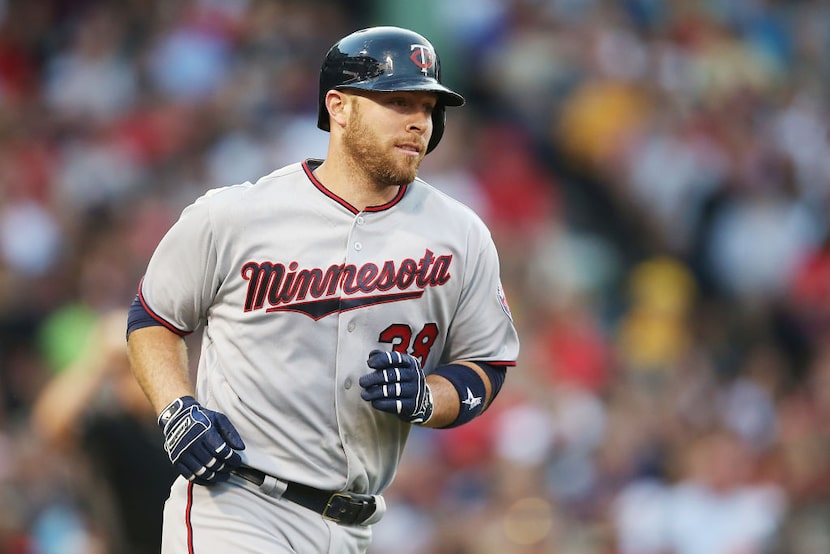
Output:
[{"xmin": 231, "ymin": 466, "xmax": 378, "ymax": 526}]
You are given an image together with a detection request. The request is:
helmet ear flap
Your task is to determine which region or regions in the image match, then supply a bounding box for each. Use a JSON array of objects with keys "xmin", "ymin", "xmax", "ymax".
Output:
[
  {"xmin": 318, "ymin": 96, "xmax": 331, "ymax": 132},
  {"xmin": 427, "ymin": 105, "xmax": 446, "ymax": 154},
  {"xmin": 318, "ymin": 89, "xmax": 346, "ymax": 132}
]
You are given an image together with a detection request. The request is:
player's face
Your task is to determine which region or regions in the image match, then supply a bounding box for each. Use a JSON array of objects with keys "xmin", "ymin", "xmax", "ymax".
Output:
[{"xmin": 342, "ymin": 90, "xmax": 436, "ymax": 187}]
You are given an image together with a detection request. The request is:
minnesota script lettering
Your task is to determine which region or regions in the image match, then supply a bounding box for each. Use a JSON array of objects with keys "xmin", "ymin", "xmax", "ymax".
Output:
[{"xmin": 240, "ymin": 249, "xmax": 452, "ymax": 319}]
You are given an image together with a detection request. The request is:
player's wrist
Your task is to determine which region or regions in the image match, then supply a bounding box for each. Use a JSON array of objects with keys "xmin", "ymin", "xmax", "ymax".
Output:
[
  {"xmin": 157, "ymin": 395, "xmax": 196, "ymax": 429},
  {"xmin": 410, "ymin": 382, "xmax": 435, "ymax": 425}
]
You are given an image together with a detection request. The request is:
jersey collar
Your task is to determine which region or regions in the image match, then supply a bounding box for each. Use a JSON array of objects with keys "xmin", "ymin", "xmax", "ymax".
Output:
[{"xmin": 302, "ymin": 159, "xmax": 408, "ymax": 215}]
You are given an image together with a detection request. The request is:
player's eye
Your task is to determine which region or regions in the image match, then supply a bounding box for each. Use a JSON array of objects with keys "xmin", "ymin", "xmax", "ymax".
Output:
[{"xmin": 386, "ymin": 95, "xmax": 434, "ymax": 115}]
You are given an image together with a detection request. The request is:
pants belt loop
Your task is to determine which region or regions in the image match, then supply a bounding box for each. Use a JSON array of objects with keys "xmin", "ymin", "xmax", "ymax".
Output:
[
  {"xmin": 259, "ymin": 474, "xmax": 288, "ymax": 499},
  {"xmin": 362, "ymin": 495, "xmax": 386, "ymax": 526}
]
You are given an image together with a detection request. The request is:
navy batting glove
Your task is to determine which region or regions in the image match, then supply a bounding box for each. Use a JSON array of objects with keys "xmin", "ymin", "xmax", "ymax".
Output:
[
  {"xmin": 360, "ymin": 350, "xmax": 434, "ymax": 424},
  {"xmin": 158, "ymin": 396, "xmax": 245, "ymax": 485}
]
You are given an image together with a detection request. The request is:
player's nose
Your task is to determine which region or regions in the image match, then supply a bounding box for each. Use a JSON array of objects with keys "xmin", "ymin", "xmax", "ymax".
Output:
[{"xmin": 406, "ymin": 117, "xmax": 432, "ymax": 147}]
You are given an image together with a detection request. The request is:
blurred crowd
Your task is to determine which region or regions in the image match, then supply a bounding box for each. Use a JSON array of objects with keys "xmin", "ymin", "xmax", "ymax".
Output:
[{"xmin": 1, "ymin": 0, "xmax": 829, "ymax": 553}]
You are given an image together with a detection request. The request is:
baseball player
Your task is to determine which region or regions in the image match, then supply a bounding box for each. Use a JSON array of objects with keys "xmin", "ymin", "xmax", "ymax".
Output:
[{"xmin": 126, "ymin": 26, "xmax": 519, "ymax": 553}]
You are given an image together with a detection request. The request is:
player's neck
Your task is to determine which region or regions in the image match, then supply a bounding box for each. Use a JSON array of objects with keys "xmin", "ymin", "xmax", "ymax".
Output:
[{"xmin": 313, "ymin": 158, "xmax": 400, "ymax": 212}]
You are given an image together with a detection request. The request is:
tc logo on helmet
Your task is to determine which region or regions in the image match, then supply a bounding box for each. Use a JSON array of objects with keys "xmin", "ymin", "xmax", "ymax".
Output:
[{"xmin": 410, "ymin": 44, "xmax": 435, "ymax": 75}]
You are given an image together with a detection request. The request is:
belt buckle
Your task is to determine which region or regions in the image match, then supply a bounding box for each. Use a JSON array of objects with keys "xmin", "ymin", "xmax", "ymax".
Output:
[{"xmin": 323, "ymin": 492, "xmax": 375, "ymax": 526}]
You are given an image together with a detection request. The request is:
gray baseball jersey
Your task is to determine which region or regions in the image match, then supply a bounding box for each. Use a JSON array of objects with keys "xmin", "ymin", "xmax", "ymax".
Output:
[{"xmin": 140, "ymin": 159, "xmax": 519, "ymax": 496}]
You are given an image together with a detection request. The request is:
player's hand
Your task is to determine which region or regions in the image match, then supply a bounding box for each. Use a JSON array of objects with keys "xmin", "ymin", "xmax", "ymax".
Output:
[
  {"xmin": 158, "ymin": 396, "xmax": 246, "ymax": 485},
  {"xmin": 359, "ymin": 350, "xmax": 434, "ymax": 424}
]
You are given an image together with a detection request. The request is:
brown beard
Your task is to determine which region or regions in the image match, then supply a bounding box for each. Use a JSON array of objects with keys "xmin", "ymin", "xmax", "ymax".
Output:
[{"xmin": 342, "ymin": 99, "xmax": 423, "ymax": 187}]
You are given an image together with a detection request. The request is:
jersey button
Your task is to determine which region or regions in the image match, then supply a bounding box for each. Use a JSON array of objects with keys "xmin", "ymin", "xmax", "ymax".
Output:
[
  {"xmin": 356, "ymin": 216, "xmax": 365, "ymax": 225},
  {"xmin": 347, "ymin": 321, "xmax": 356, "ymax": 332},
  {"xmin": 344, "ymin": 377, "xmax": 353, "ymax": 389},
  {"xmin": 354, "ymin": 241, "xmax": 363, "ymax": 251}
]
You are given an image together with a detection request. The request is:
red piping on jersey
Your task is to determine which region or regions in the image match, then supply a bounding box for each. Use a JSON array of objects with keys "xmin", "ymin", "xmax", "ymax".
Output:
[
  {"xmin": 302, "ymin": 159, "xmax": 408, "ymax": 214},
  {"xmin": 136, "ymin": 279, "xmax": 191, "ymax": 337},
  {"xmin": 186, "ymin": 481, "xmax": 195, "ymax": 554}
]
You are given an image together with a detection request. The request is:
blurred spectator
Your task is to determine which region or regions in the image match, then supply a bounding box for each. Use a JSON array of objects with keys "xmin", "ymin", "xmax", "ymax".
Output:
[
  {"xmin": 30, "ymin": 309, "xmax": 177, "ymax": 553},
  {"xmin": 615, "ymin": 256, "xmax": 696, "ymax": 378},
  {"xmin": 42, "ymin": 5, "xmax": 138, "ymax": 124},
  {"xmin": 772, "ymin": 343, "xmax": 830, "ymax": 553},
  {"xmin": 0, "ymin": 199, "xmax": 62, "ymax": 277},
  {"xmin": 787, "ymin": 231, "xmax": 830, "ymax": 342},
  {"xmin": 704, "ymin": 175, "xmax": 822, "ymax": 301},
  {"xmin": 145, "ymin": 3, "xmax": 236, "ymax": 102},
  {"xmin": 614, "ymin": 427, "xmax": 787, "ymax": 554}
]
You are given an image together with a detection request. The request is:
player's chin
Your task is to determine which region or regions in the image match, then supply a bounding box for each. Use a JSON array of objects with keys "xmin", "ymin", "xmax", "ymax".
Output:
[
  {"xmin": 384, "ymin": 157, "xmax": 419, "ymax": 182},
  {"xmin": 396, "ymin": 164, "xmax": 420, "ymax": 184}
]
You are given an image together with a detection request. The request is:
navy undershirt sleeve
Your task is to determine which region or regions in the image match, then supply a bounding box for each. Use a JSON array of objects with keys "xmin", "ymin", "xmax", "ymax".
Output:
[{"xmin": 126, "ymin": 294, "xmax": 164, "ymax": 338}]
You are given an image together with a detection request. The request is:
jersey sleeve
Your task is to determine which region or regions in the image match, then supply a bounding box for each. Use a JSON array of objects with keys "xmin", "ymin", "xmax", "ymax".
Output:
[
  {"xmin": 444, "ymin": 229, "xmax": 519, "ymax": 367},
  {"xmin": 138, "ymin": 192, "xmax": 221, "ymax": 334}
]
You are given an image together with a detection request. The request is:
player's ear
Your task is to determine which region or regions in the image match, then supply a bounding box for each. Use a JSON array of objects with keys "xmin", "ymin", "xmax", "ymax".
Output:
[{"xmin": 325, "ymin": 90, "xmax": 349, "ymax": 129}]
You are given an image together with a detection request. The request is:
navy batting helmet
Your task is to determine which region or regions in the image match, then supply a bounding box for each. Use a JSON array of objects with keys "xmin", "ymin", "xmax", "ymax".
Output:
[{"xmin": 317, "ymin": 26, "xmax": 465, "ymax": 154}]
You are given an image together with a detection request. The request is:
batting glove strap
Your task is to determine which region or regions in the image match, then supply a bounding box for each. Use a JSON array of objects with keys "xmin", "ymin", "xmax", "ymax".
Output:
[
  {"xmin": 430, "ymin": 364, "xmax": 486, "ymax": 428},
  {"xmin": 158, "ymin": 396, "xmax": 194, "ymax": 430},
  {"xmin": 411, "ymin": 383, "xmax": 434, "ymax": 425},
  {"xmin": 360, "ymin": 350, "xmax": 434, "ymax": 425},
  {"xmin": 157, "ymin": 396, "xmax": 245, "ymax": 485}
]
